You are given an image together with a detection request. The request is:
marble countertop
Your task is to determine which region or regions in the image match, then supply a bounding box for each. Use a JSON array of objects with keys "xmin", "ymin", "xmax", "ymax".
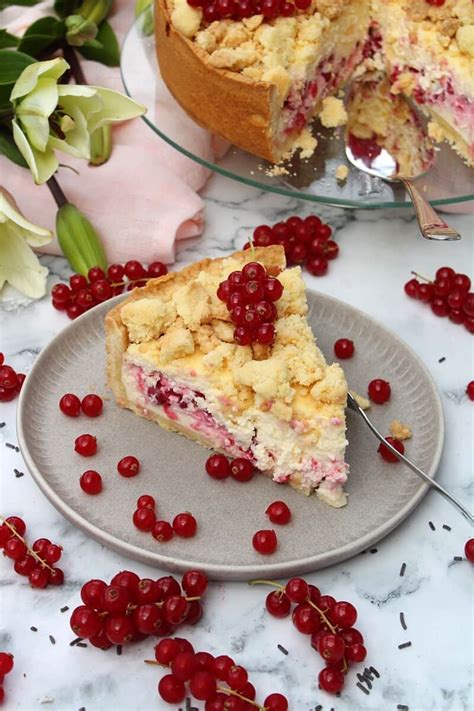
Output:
[{"xmin": 1, "ymin": 175, "xmax": 473, "ymax": 711}]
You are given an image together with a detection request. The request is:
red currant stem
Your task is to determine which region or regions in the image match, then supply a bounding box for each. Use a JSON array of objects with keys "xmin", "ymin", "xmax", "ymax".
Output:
[
  {"xmin": 305, "ymin": 598, "xmax": 337, "ymax": 635},
  {"xmin": 127, "ymin": 595, "xmax": 200, "ymax": 612},
  {"xmin": 0, "ymin": 516, "xmax": 55, "ymax": 573},
  {"xmin": 410, "ymin": 271, "xmax": 432, "ymax": 284},
  {"xmin": 109, "ymin": 278, "xmax": 146, "ymax": 287},
  {"xmin": 144, "ymin": 659, "xmax": 161, "ymax": 665},
  {"xmin": 248, "ymin": 578, "xmax": 284, "ymax": 589},
  {"xmin": 216, "ymin": 686, "xmax": 265, "ymax": 710}
]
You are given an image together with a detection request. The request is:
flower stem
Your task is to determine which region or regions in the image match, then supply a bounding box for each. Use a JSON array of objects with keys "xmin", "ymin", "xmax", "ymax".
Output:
[
  {"xmin": 63, "ymin": 45, "xmax": 87, "ymax": 85},
  {"xmin": 47, "ymin": 175, "xmax": 68, "ymax": 208}
]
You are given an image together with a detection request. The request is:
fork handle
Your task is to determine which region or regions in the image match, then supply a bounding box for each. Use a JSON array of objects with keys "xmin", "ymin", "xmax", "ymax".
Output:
[
  {"xmin": 354, "ymin": 404, "xmax": 473, "ymax": 525},
  {"xmin": 403, "ymin": 180, "xmax": 461, "ymax": 242}
]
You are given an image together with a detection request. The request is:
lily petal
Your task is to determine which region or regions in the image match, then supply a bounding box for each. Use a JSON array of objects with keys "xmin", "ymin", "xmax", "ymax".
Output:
[
  {"xmin": 17, "ymin": 114, "xmax": 50, "ymax": 153},
  {"xmin": 10, "ymin": 58, "xmax": 69, "ymax": 102},
  {"xmin": 85, "ymin": 87, "xmax": 146, "ymax": 134},
  {"xmin": 0, "ymin": 190, "xmax": 52, "ymax": 247},
  {"xmin": 12, "ymin": 119, "xmax": 58, "ymax": 185},
  {"xmin": 0, "ymin": 222, "xmax": 49, "ymax": 299},
  {"xmin": 49, "ymin": 105, "xmax": 91, "ymax": 160}
]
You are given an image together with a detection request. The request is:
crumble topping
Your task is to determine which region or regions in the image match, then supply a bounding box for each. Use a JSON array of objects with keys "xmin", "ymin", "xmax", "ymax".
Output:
[
  {"xmin": 350, "ymin": 390, "xmax": 370, "ymax": 410},
  {"xmin": 319, "ymin": 97, "xmax": 348, "ymax": 128},
  {"xmin": 335, "ymin": 164, "xmax": 349, "ymax": 181},
  {"xmin": 390, "ymin": 419, "xmax": 412, "ymax": 441},
  {"xmin": 121, "ymin": 299, "xmax": 176, "ymax": 343}
]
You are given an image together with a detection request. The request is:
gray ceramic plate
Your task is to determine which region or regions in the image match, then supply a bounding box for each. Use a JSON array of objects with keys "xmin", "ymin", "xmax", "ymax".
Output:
[{"xmin": 17, "ymin": 292, "xmax": 444, "ymax": 581}]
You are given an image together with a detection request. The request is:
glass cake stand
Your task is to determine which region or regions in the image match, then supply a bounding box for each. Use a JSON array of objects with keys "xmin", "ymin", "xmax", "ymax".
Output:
[{"xmin": 120, "ymin": 16, "xmax": 474, "ymax": 210}]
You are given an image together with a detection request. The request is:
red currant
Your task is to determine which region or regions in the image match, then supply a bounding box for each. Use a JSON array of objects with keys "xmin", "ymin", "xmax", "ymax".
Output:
[
  {"xmin": 137, "ymin": 494, "xmax": 155, "ymax": 510},
  {"xmin": 66, "ymin": 304, "xmax": 84, "ymax": 320},
  {"xmin": 292, "ymin": 603, "xmax": 320, "ymax": 634},
  {"xmin": 226, "ymin": 665, "xmax": 248, "ymax": 691},
  {"xmin": 124, "ymin": 261, "xmax": 147, "ymax": 281},
  {"xmin": 318, "ymin": 667, "xmax": 345, "ymax": 694},
  {"xmin": 81, "ymin": 579, "xmax": 107, "ymax": 609},
  {"xmin": 185, "ymin": 599, "xmax": 203, "ymax": 625},
  {"xmin": 368, "ymin": 378, "xmax": 391, "ymax": 404},
  {"xmin": 0, "ymin": 654, "xmax": 14, "ymax": 675},
  {"xmin": 51, "ymin": 283, "xmax": 72, "ymax": 303},
  {"xmin": 81, "ymin": 394, "xmax": 103, "ymax": 417},
  {"xmin": 466, "ymin": 381, "xmax": 474, "ymax": 401},
  {"xmin": 0, "ymin": 366, "xmax": 18, "ymax": 390},
  {"xmin": 285, "ymin": 577, "xmax": 309, "ymax": 603},
  {"xmin": 306, "ymin": 256, "xmax": 328, "ymax": 276},
  {"xmin": 4, "ymin": 538, "xmax": 27, "ymax": 560},
  {"xmin": 173, "ymin": 512, "xmax": 197, "ymax": 538},
  {"xmin": 117, "ymin": 455, "xmax": 140, "ymax": 477},
  {"xmin": 49, "ymin": 567, "xmax": 64, "ymax": 586},
  {"xmin": 447, "ymin": 289, "xmax": 466, "ymax": 311},
  {"xmin": 255, "ymin": 300, "xmax": 277, "ymax": 322},
  {"xmin": 80, "ymin": 470, "xmax": 102, "ymax": 495},
  {"xmin": 107, "ymin": 263, "xmax": 124, "ymax": 281},
  {"xmin": 70, "ymin": 605, "xmax": 102, "ymax": 638},
  {"xmin": 134, "ymin": 604, "xmax": 163, "ymax": 634},
  {"xmin": 29, "ymin": 567, "xmax": 50, "ymax": 588},
  {"xmin": 242, "ymin": 262, "xmax": 266, "ymax": 282},
  {"xmin": 190, "ymin": 671, "xmax": 217, "ymax": 701},
  {"xmin": 104, "ymin": 614, "xmax": 134, "ymax": 644},
  {"xmin": 14, "ymin": 554, "xmax": 37, "ymax": 576},
  {"xmin": 433, "ymin": 278, "xmax": 452, "ymax": 298},
  {"xmin": 431, "ymin": 297, "xmax": 449, "ymax": 317},
  {"xmin": 158, "ymin": 674, "xmax": 186, "ymax": 704},
  {"xmin": 74, "ymin": 434, "xmax": 97, "ymax": 456},
  {"xmin": 89, "ymin": 628, "xmax": 112, "ymax": 650},
  {"xmin": 331, "ymin": 601, "xmax": 357, "ymax": 628},
  {"xmin": 155, "ymin": 637, "xmax": 181, "ymax": 665},
  {"xmin": 156, "ymin": 576, "xmax": 182, "ymax": 602},
  {"xmin": 334, "ymin": 338, "xmax": 354, "ymax": 359},
  {"xmin": 452, "ymin": 273, "xmax": 471, "ymax": 293},
  {"xmin": 378, "ymin": 436, "xmax": 405, "ymax": 462},
  {"xmin": 265, "ymin": 500, "xmax": 291, "ymax": 524},
  {"xmin": 465, "ymin": 538, "xmax": 474, "ymax": 563},
  {"xmin": 252, "ymin": 529, "xmax": 277, "ymax": 554},
  {"xmin": 5, "ymin": 516, "xmax": 26, "ymax": 536},
  {"xmin": 152, "ymin": 520, "xmax": 174, "ymax": 542},
  {"xmin": 264, "ymin": 277, "xmax": 284, "ymax": 302},
  {"xmin": 416, "ymin": 283, "xmax": 432, "ymax": 302},
  {"xmin": 234, "ymin": 326, "xmax": 253, "ymax": 346},
  {"xmin": 404, "ymin": 278, "xmax": 419, "ymax": 298},
  {"xmin": 44, "ymin": 544, "xmax": 62, "ymax": 564},
  {"xmin": 170, "ymin": 650, "xmax": 196, "ymax": 680},
  {"xmin": 213, "ymin": 655, "xmax": 234, "ymax": 680},
  {"xmin": 256, "ymin": 323, "xmax": 276, "ymax": 345},
  {"xmin": 319, "ymin": 595, "xmax": 336, "ymax": 613},
  {"xmin": 206, "ymin": 454, "xmax": 230, "ymax": 479},
  {"xmin": 318, "ymin": 633, "xmax": 345, "ymax": 662},
  {"xmin": 148, "ymin": 262, "xmax": 168, "ymax": 278},
  {"xmin": 32, "ymin": 538, "xmax": 50, "ymax": 555},
  {"xmin": 463, "ymin": 293, "xmax": 474, "ymax": 316},
  {"xmin": 340, "ymin": 628, "xmax": 364, "ymax": 646},
  {"xmin": 69, "ymin": 274, "xmax": 88, "ymax": 291},
  {"xmin": 346, "ymin": 643, "xmax": 367, "ymax": 662},
  {"xmin": 59, "ymin": 393, "xmax": 81, "ymax": 417},
  {"xmin": 110, "ymin": 570, "xmax": 141, "ymax": 600},
  {"xmin": 265, "ymin": 590, "xmax": 291, "ymax": 618},
  {"xmin": 230, "ymin": 458, "xmax": 254, "ymax": 482},
  {"xmin": 435, "ymin": 266, "xmax": 454, "ymax": 281},
  {"xmin": 136, "ymin": 578, "xmax": 159, "ymax": 604},
  {"xmin": 182, "ymin": 570, "xmax": 208, "ymax": 597},
  {"xmin": 264, "ymin": 693, "xmax": 288, "ymax": 711},
  {"xmin": 133, "ymin": 507, "xmax": 156, "ymax": 532},
  {"xmin": 103, "ymin": 585, "xmax": 132, "ymax": 614},
  {"xmin": 88, "ymin": 266, "xmax": 106, "ymax": 283}
]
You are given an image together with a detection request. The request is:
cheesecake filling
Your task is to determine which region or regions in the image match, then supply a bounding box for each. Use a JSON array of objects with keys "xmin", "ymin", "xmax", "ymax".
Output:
[{"xmin": 122, "ymin": 360, "xmax": 348, "ymax": 505}]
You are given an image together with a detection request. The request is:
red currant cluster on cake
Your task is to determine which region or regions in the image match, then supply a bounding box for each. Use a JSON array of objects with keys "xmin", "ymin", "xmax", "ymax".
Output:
[
  {"xmin": 0, "ymin": 354, "xmax": 25, "ymax": 402},
  {"xmin": 0, "ymin": 516, "xmax": 64, "ymax": 588},
  {"xmin": 51, "ymin": 260, "xmax": 167, "ymax": 320},
  {"xmin": 217, "ymin": 262, "xmax": 284, "ymax": 346},
  {"xmin": 404, "ymin": 266, "xmax": 473, "ymax": 333},
  {"xmin": 132, "ymin": 494, "xmax": 198, "ymax": 542},
  {"xmin": 245, "ymin": 215, "xmax": 338, "ymax": 277},
  {"xmin": 154, "ymin": 637, "xmax": 288, "ymax": 710},
  {"xmin": 70, "ymin": 570, "xmax": 207, "ymax": 648},
  {"xmin": 0, "ymin": 652, "xmax": 14, "ymax": 706},
  {"xmin": 187, "ymin": 0, "xmax": 311, "ymax": 23},
  {"xmin": 254, "ymin": 577, "xmax": 367, "ymax": 695}
]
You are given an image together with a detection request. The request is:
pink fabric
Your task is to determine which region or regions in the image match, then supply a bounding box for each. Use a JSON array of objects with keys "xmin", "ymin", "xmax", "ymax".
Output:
[{"xmin": 0, "ymin": 0, "xmax": 215, "ymax": 264}]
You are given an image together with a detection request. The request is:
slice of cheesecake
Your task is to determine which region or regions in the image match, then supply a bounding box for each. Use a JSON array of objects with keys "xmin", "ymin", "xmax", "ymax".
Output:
[{"xmin": 106, "ymin": 246, "xmax": 349, "ymax": 507}]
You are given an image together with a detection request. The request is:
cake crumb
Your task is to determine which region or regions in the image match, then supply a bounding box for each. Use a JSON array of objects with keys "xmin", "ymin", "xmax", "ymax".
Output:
[
  {"xmin": 265, "ymin": 164, "xmax": 290, "ymax": 177},
  {"xmin": 319, "ymin": 97, "xmax": 348, "ymax": 128},
  {"xmin": 350, "ymin": 390, "xmax": 370, "ymax": 410},
  {"xmin": 390, "ymin": 420, "xmax": 412, "ymax": 441},
  {"xmin": 335, "ymin": 164, "xmax": 349, "ymax": 182}
]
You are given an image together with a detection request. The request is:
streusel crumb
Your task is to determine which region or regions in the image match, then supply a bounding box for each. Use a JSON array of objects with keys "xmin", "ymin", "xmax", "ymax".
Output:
[{"xmin": 390, "ymin": 420, "xmax": 412, "ymax": 441}]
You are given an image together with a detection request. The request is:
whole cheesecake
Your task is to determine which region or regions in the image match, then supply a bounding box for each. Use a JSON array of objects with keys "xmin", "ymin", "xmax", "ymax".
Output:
[{"xmin": 155, "ymin": 0, "xmax": 474, "ymax": 166}]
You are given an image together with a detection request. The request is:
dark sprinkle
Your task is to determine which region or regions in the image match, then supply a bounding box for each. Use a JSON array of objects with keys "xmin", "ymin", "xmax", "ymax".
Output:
[
  {"xmin": 397, "ymin": 706, "xmax": 409, "ymax": 710},
  {"xmin": 368, "ymin": 666, "xmax": 380, "ymax": 678},
  {"xmin": 453, "ymin": 556, "xmax": 463, "ymax": 562},
  {"xmin": 0, "ymin": 422, "xmax": 5, "ymax": 428},
  {"xmin": 315, "ymin": 706, "xmax": 323, "ymax": 711},
  {"xmin": 360, "ymin": 550, "xmax": 367, "ymax": 555},
  {"xmin": 399, "ymin": 562, "xmax": 406, "ymax": 577},
  {"xmin": 69, "ymin": 637, "xmax": 82, "ymax": 647},
  {"xmin": 30, "ymin": 626, "xmax": 38, "ymax": 632},
  {"xmin": 400, "ymin": 612, "xmax": 407, "ymax": 631},
  {"xmin": 277, "ymin": 644, "xmax": 289, "ymax": 655},
  {"xmin": 443, "ymin": 524, "xmax": 452, "ymax": 531},
  {"xmin": 429, "ymin": 521, "xmax": 435, "ymax": 531},
  {"xmin": 60, "ymin": 606, "xmax": 69, "ymax": 613},
  {"xmin": 356, "ymin": 682, "xmax": 370, "ymax": 695},
  {"xmin": 5, "ymin": 442, "xmax": 16, "ymax": 450},
  {"xmin": 49, "ymin": 635, "xmax": 56, "ymax": 645},
  {"xmin": 78, "ymin": 707, "xmax": 86, "ymax": 711},
  {"xmin": 14, "ymin": 469, "xmax": 24, "ymax": 478},
  {"xmin": 370, "ymin": 548, "xmax": 378, "ymax": 554},
  {"xmin": 116, "ymin": 645, "xmax": 122, "ymax": 656},
  {"xmin": 76, "ymin": 642, "xmax": 87, "ymax": 648},
  {"xmin": 438, "ymin": 357, "xmax": 446, "ymax": 363},
  {"xmin": 398, "ymin": 642, "xmax": 412, "ymax": 650}
]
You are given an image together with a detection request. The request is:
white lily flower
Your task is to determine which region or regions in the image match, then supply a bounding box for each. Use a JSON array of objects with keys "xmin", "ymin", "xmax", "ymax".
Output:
[
  {"xmin": 10, "ymin": 58, "xmax": 146, "ymax": 184},
  {"xmin": 0, "ymin": 188, "xmax": 52, "ymax": 299}
]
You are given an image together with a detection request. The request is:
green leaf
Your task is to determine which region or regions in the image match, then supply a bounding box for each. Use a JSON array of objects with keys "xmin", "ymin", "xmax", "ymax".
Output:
[
  {"xmin": 77, "ymin": 20, "xmax": 120, "ymax": 66},
  {"xmin": 0, "ymin": 127, "xmax": 27, "ymax": 168},
  {"xmin": 17, "ymin": 17, "xmax": 66, "ymax": 57},
  {"xmin": 0, "ymin": 83, "xmax": 14, "ymax": 107},
  {"xmin": 53, "ymin": 0, "xmax": 81, "ymax": 17},
  {"xmin": 0, "ymin": 50, "xmax": 36, "ymax": 86},
  {"xmin": 0, "ymin": 30, "xmax": 19, "ymax": 49}
]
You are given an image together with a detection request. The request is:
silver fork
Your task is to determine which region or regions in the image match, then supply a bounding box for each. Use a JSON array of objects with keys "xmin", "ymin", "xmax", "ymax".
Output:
[{"xmin": 346, "ymin": 392, "xmax": 473, "ymax": 525}]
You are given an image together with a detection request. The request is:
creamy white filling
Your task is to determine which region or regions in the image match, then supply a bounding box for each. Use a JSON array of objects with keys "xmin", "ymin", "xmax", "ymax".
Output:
[{"xmin": 122, "ymin": 360, "xmax": 348, "ymax": 498}]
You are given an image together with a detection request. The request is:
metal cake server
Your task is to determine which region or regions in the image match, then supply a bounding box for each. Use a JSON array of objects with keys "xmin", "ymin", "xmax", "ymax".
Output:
[{"xmin": 346, "ymin": 392, "xmax": 473, "ymax": 524}]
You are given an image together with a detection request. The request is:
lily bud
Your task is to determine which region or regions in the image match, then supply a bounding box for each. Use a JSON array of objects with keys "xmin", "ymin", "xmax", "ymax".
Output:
[
  {"xmin": 65, "ymin": 15, "xmax": 98, "ymax": 47},
  {"xmin": 89, "ymin": 124, "xmax": 112, "ymax": 166},
  {"xmin": 135, "ymin": 0, "xmax": 154, "ymax": 36},
  {"xmin": 77, "ymin": 0, "xmax": 113, "ymax": 27},
  {"xmin": 56, "ymin": 203, "xmax": 107, "ymax": 276}
]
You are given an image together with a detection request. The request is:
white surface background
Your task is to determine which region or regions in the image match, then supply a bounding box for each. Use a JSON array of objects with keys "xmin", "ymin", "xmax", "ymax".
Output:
[{"xmin": 1, "ymin": 175, "xmax": 473, "ymax": 711}]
